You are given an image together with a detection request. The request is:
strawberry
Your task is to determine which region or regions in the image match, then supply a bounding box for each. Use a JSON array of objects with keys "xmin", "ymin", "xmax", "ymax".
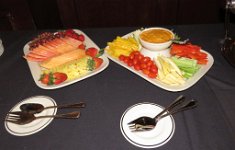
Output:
[
  {"xmin": 65, "ymin": 29, "xmax": 75, "ymax": 35},
  {"xmin": 39, "ymin": 72, "xmax": 67, "ymax": 85},
  {"xmin": 39, "ymin": 74, "xmax": 50, "ymax": 85},
  {"xmin": 65, "ymin": 29, "xmax": 85, "ymax": 42},
  {"xmin": 87, "ymin": 57, "xmax": 103, "ymax": 71},
  {"xmin": 77, "ymin": 34, "xmax": 85, "ymax": 42},
  {"xmin": 78, "ymin": 44, "xmax": 86, "ymax": 50},
  {"xmin": 86, "ymin": 47, "xmax": 98, "ymax": 57},
  {"xmin": 85, "ymin": 47, "xmax": 104, "ymax": 57},
  {"xmin": 52, "ymin": 72, "xmax": 68, "ymax": 85},
  {"xmin": 93, "ymin": 57, "xmax": 103, "ymax": 69}
]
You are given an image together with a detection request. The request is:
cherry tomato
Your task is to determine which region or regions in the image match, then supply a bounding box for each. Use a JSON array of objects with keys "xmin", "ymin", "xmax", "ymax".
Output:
[
  {"xmin": 127, "ymin": 60, "xmax": 134, "ymax": 67},
  {"xmin": 132, "ymin": 51, "xmax": 141, "ymax": 56},
  {"xmin": 136, "ymin": 54, "xmax": 144, "ymax": 61},
  {"xmin": 142, "ymin": 69, "xmax": 150, "ymax": 75},
  {"xmin": 150, "ymin": 65, "xmax": 158, "ymax": 74},
  {"xmin": 146, "ymin": 66, "xmax": 151, "ymax": 71},
  {"xmin": 132, "ymin": 58, "xmax": 138, "ymax": 65},
  {"xmin": 140, "ymin": 63, "xmax": 147, "ymax": 70},
  {"xmin": 148, "ymin": 72, "xmax": 157, "ymax": 78},
  {"xmin": 141, "ymin": 57, "xmax": 151, "ymax": 64},
  {"xmin": 146, "ymin": 60, "xmax": 153, "ymax": 67},
  {"xmin": 134, "ymin": 64, "xmax": 141, "ymax": 71},
  {"xmin": 118, "ymin": 50, "xmax": 158, "ymax": 79},
  {"xmin": 129, "ymin": 53, "xmax": 135, "ymax": 60},
  {"xmin": 123, "ymin": 57, "xmax": 129, "ymax": 64},
  {"xmin": 119, "ymin": 55, "xmax": 125, "ymax": 61}
]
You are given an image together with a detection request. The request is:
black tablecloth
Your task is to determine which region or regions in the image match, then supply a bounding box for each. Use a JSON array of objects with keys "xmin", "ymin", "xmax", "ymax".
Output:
[{"xmin": 0, "ymin": 24, "xmax": 235, "ymax": 150}]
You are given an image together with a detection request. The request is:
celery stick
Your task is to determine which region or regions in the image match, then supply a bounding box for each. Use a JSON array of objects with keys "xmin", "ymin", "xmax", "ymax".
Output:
[
  {"xmin": 183, "ymin": 72, "xmax": 193, "ymax": 78},
  {"xmin": 171, "ymin": 56, "xmax": 200, "ymax": 79},
  {"xmin": 180, "ymin": 65, "xmax": 200, "ymax": 74},
  {"xmin": 171, "ymin": 56, "xmax": 197, "ymax": 68}
]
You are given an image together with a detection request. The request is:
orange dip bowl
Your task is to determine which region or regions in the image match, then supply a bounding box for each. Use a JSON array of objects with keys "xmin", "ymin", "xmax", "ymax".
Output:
[{"xmin": 139, "ymin": 27, "xmax": 174, "ymax": 51}]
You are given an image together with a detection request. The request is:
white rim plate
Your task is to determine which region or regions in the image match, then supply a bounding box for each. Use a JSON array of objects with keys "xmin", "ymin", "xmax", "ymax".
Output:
[
  {"xmin": 5, "ymin": 95, "xmax": 57, "ymax": 136},
  {"xmin": 105, "ymin": 31, "xmax": 214, "ymax": 92},
  {"xmin": 23, "ymin": 29, "xmax": 109, "ymax": 90},
  {"xmin": 120, "ymin": 102, "xmax": 175, "ymax": 148}
]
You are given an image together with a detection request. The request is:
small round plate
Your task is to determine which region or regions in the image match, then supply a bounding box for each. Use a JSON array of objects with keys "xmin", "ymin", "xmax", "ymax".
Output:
[
  {"xmin": 120, "ymin": 102, "xmax": 175, "ymax": 148},
  {"xmin": 5, "ymin": 95, "xmax": 57, "ymax": 136}
]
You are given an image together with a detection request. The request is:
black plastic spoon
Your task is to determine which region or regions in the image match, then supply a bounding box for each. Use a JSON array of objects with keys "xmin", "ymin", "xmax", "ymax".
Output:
[{"xmin": 19, "ymin": 102, "xmax": 86, "ymax": 114}]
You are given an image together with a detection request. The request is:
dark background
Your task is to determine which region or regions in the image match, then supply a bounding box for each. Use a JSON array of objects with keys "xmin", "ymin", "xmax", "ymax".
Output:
[{"xmin": 0, "ymin": 0, "xmax": 234, "ymax": 30}]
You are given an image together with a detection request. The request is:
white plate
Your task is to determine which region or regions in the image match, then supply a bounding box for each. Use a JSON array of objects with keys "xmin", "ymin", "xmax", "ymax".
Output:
[
  {"xmin": 5, "ymin": 95, "xmax": 57, "ymax": 136},
  {"xmin": 105, "ymin": 31, "xmax": 214, "ymax": 92},
  {"xmin": 23, "ymin": 29, "xmax": 109, "ymax": 90},
  {"xmin": 120, "ymin": 103, "xmax": 175, "ymax": 148}
]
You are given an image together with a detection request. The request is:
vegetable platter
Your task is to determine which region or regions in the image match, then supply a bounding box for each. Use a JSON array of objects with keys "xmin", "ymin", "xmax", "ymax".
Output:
[{"xmin": 104, "ymin": 28, "xmax": 214, "ymax": 92}]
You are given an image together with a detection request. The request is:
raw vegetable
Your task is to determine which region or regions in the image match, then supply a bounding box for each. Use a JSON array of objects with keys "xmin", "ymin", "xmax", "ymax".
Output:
[
  {"xmin": 171, "ymin": 56, "xmax": 197, "ymax": 67},
  {"xmin": 170, "ymin": 43, "xmax": 208, "ymax": 64},
  {"xmin": 171, "ymin": 56, "xmax": 200, "ymax": 78},
  {"xmin": 106, "ymin": 36, "xmax": 139, "ymax": 58},
  {"xmin": 132, "ymin": 29, "xmax": 143, "ymax": 49},
  {"xmin": 155, "ymin": 56, "xmax": 185, "ymax": 86},
  {"xmin": 119, "ymin": 51, "xmax": 158, "ymax": 78}
]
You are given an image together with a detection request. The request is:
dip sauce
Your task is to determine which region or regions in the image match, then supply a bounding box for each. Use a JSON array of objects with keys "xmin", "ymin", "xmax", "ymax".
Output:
[{"xmin": 140, "ymin": 29, "xmax": 173, "ymax": 43}]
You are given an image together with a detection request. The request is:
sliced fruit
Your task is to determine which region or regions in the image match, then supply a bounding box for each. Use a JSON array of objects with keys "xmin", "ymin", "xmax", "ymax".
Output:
[
  {"xmin": 86, "ymin": 47, "xmax": 104, "ymax": 57},
  {"xmin": 52, "ymin": 72, "xmax": 68, "ymax": 85},
  {"xmin": 85, "ymin": 47, "xmax": 98, "ymax": 57},
  {"xmin": 65, "ymin": 29, "xmax": 85, "ymax": 41},
  {"xmin": 78, "ymin": 44, "xmax": 86, "ymax": 49},
  {"xmin": 39, "ymin": 73, "xmax": 50, "ymax": 85},
  {"xmin": 40, "ymin": 49, "xmax": 86, "ymax": 69},
  {"xmin": 24, "ymin": 29, "xmax": 85, "ymax": 63},
  {"xmin": 39, "ymin": 72, "xmax": 67, "ymax": 85},
  {"xmin": 77, "ymin": 34, "xmax": 85, "ymax": 42},
  {"xmin": 87, "ymin": 57, "xmax": 103, "ymax": 70}
]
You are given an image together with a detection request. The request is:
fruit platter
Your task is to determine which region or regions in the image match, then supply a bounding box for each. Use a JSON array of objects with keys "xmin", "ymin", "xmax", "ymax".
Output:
[
  {"xmin": 104, "ymin": 27, "xmax": 214, "ymax": 92},
  {"xmin": 23, "ymin": 29, "xmax": 109, "ymax": 89}
]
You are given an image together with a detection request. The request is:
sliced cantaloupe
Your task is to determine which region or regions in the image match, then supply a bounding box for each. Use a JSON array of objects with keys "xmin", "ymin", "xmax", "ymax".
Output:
[
  {"xmin": 24, "ymin": 55, "xmax": 45, "ymax": 62},
  {"xmin": 55, "ymin": 44, "xmax": 75, "ymax": 54},
  {"xmin": 25, "ymin": 35, "xmax": 85, "ymax": 63},
  {"xmin": 63, "ymin": 37, "xmax": 82, "ymax": 48},
  {"xmin": 40, "ymin": 49, "xmax": 86, "ymax": 69},
  {"xmin": 43, "ymin": 44, "xmax": 57, "ymax": 51},
  {"xmin": 37, "ymin": 45, "xmax": 59, "ymax": 55},
  {"xmin": 26, "ymin": 52, "xmax": 47, "ymax": 59},
  {"xmin": 29, "ymin": 46, "xmax": 57, "ymax": 57}
]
